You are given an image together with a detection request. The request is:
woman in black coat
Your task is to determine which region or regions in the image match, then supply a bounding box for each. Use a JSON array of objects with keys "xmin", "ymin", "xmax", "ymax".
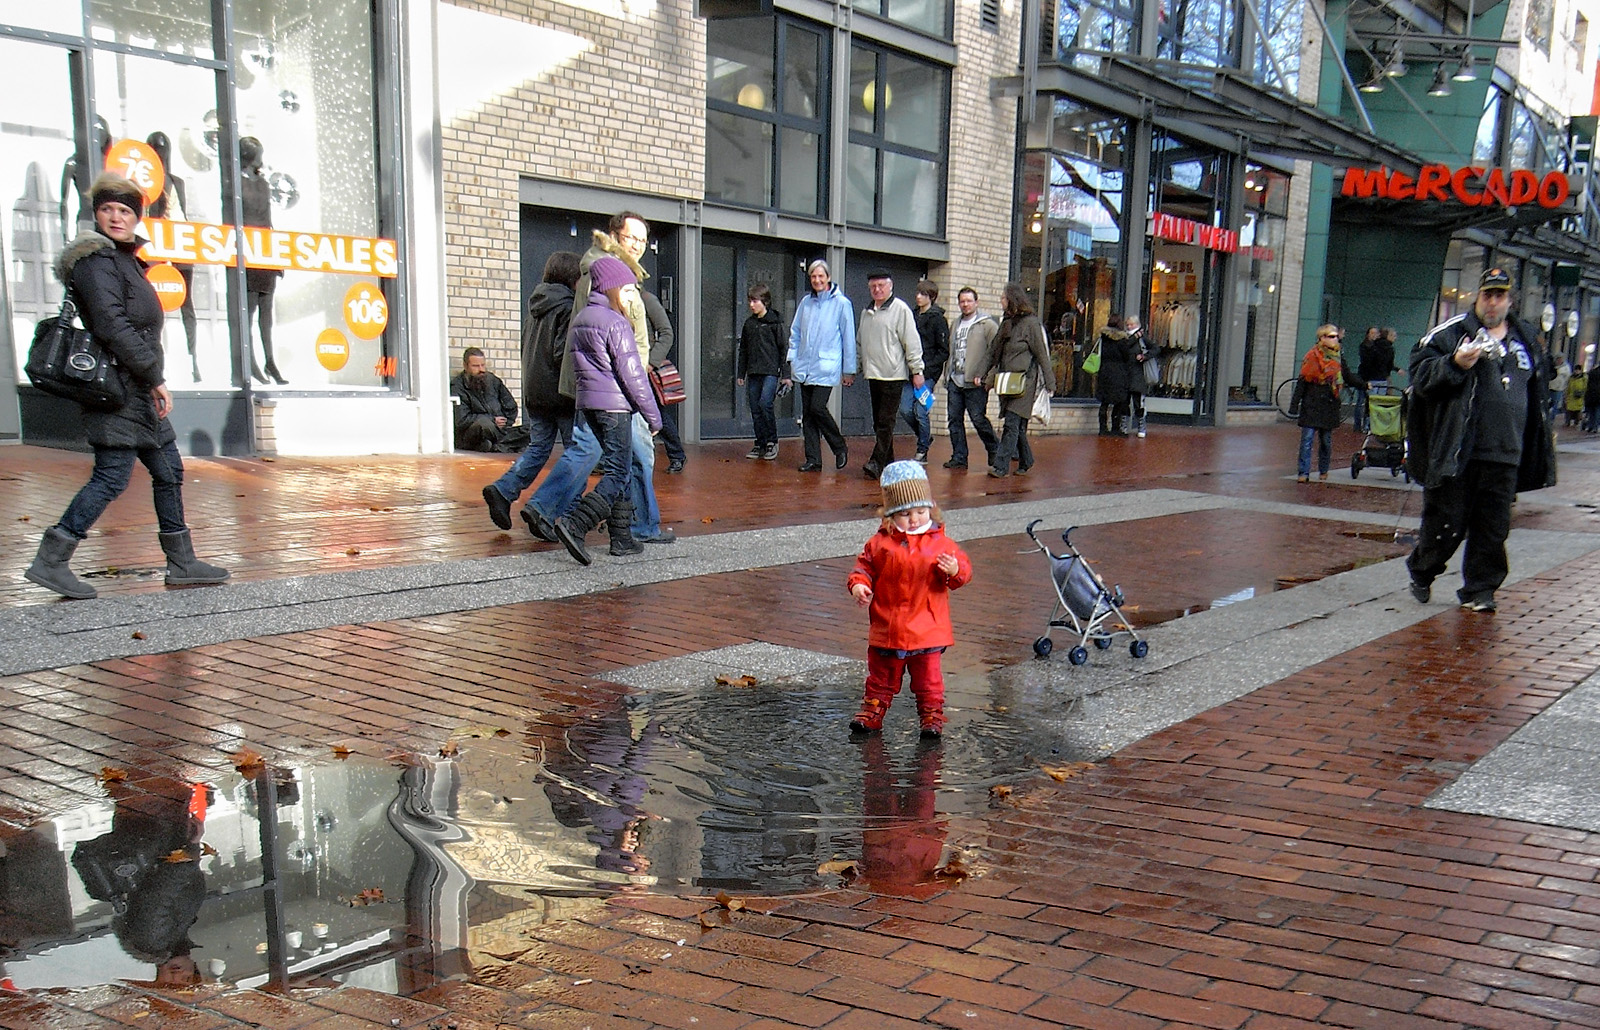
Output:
[
  {"xmin": 25, "ymin": 173, "xmax": 229, "ymax": 600},
  {"xmin": 1095, "ymin": 314, "xmax": 1137, "ymax": 436}
]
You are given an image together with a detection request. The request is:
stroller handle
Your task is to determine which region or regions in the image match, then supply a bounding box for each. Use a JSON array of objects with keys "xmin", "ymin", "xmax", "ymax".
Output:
[{"xmin": 1025, "ymin": 520, "xmax": 1078, "ymax": 557}]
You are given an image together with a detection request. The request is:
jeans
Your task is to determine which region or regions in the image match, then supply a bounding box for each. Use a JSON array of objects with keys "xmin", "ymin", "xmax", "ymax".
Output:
[
  {"xmin": 1407, "ymin": 459, "xmax": 1518, "ymax": 602},
  {"xmin": 628, "ymin": 413, "xmax": 662, "ymax": 537},
  {"xmin": 898, "ymin": 382, "xmax": 932, "ymax": 453},
  {"xmin": 945, "ymin": 385, "xmax": 997, "ymax": 466},
  {"xmin": 657, "ymin": 403, "xmax": 686, "ymax": 463},
  {"xmin": 1297, "ymin": 426, "xmax": 1332, "ymax": 476},
  {"xmin": 582, "ymin": 410, "xmax": 635, "ymax": 510},
  {"xmin": 800, "ymin": 384, "xmax": 846, "ymax": 465},
  {"xmin": 528, "ymin": 418, "xmax": 601, "ymax": 522},
  {"xmin": 994, "ymin": 411, "xmax": 1032, "ymax": 473},
  {"xmin": 867, "ymin": 378, "xmax": 903, "ymax": 470},
  {"xmin": 1352, "ymin": 386, "xmax": 1370, "ymax": 433},
  {"xmin": 746, "ymin": 374, "xmax": 780, "ymax": 448},
  {"xmin": 492, "ymin": 413, "xmax": 573, "ymax": 502},
  {"xmin": 58, "ymin": 442, "xmax": 188, "ymax": 539}
]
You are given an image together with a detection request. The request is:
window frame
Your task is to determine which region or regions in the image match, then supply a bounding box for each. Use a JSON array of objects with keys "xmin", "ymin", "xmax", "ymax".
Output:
[{"xmin": 845, "ymin": 40, "xmax": 950, "ymax": 237}]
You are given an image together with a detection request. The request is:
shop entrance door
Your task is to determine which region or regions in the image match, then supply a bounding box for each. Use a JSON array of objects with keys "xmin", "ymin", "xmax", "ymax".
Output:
[{"xmin": 698, "ymin": 234, "xmax": 803, "ymax": 440}]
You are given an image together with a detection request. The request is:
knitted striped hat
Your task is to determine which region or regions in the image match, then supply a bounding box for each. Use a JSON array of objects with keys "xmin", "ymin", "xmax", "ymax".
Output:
[{"xmin": 880, "ymin": 460, "xmax": 933, "ymax": 516}]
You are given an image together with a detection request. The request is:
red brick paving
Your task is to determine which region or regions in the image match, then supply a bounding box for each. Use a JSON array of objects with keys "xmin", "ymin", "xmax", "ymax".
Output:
[{"xmin": 3, "ymin": 424, "xmax": 1599, "ymax": 1029}]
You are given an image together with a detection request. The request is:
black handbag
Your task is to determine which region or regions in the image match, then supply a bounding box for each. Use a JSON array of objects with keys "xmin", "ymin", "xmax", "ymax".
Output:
[{"xmin": 26, "ymin": 291, "xmax": 126, "ymax": 412}]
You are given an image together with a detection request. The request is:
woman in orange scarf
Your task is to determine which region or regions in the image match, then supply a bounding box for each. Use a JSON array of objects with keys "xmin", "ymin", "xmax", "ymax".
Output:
[{"xmin": 1296, "ymin": 325, "xmax": 1358, "ymax": 482}]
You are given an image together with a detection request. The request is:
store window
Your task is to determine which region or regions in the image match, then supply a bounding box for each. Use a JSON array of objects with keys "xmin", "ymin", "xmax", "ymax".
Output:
[
  {"xmin": 706, "ymin": 17, "xmax": 828, "ymax": 218},
  {"xmin": 0, "ymin": 2, "xmax": 77, "ymax": 33},
  {"xmin": 1146, "ymin": 134, "xmax": 1221, "ymax": 408},
  {"xmin": 1473, "ymin": 88, "xmax": 1502, "ymax": 164},
  {"xmin": 853, "ymin": 0, "xmax": 951, "ymax": 38},
  {"xmin": 1051, "ymin": 0, "xmax": 1139, "ymax": 70},
  {"xmin": 1435, "ymin": 238, "xmax": 1488, "ymax": 325},
  {"xmin": 1157, "ymin": 0, "xmax": 1236, "ymax": 68},
  {"xmin": 1235, "ymin": 164, "xmax": 1288, "ymax": 407},
  {"xmin": 89, "ymin": 0, "xmax": 215, "ymax": 58},
  {"xmin": 846, "ymin": 44, "xmax": 948, "ymax": 235}
]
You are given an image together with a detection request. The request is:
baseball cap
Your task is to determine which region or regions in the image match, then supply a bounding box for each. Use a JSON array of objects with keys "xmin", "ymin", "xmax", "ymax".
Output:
[{"xmin": 1479, "ymin": 267, "xmax": 1513, "ymax": 292}]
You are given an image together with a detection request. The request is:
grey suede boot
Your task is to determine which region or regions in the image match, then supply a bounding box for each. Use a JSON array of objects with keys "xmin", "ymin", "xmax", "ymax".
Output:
[
  {"xmin": 607, "ymin": 501, "xmax": 644, "ymax": 557},
  {"xmin": 554, "ymin": 493, "xmax": 611, "ymax": 566},
  {"xmin": 158, "ymin": 530, "xmax": 231, "ymax": 586},
  {"xmin": 25, "ymin": 527, "xmax": 97, "ymax": 600}
]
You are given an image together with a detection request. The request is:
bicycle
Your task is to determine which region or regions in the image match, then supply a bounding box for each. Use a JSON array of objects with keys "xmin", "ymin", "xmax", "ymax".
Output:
[{"xmin": 1275, "ymin": 377, "xmax": 1357, "ymax": 425}]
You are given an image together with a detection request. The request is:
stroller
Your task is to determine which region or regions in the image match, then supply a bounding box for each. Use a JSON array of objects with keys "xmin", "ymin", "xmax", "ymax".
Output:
[
  {"xmin": 1350, "ymin": 392, "xmax": 1408, "ymax": 481},
  {"xmin": 1025, "ymin": 520, "xmax": 1149, "ymax": 665}
]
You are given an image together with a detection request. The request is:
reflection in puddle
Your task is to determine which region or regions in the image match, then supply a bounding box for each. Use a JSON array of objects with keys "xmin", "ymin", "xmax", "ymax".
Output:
[{"xmin": 0, "ymin": 664, "xmax": 1105, "ymax": 993}]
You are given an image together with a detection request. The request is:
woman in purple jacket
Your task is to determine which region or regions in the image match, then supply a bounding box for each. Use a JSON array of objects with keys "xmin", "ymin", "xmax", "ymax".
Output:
[{"xmin": 553, "ymin": 256, "xmax": 662, "ymax": 565}]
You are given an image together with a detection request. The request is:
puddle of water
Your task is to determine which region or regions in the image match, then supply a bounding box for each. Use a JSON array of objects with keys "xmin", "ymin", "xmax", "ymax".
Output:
[{"xmin": 0, "ymin": 663, "xmax": 1107, "ymax": 994}]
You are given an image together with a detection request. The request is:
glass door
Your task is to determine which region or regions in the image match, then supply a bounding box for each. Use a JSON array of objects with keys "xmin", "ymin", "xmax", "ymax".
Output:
[{"xmin": 698, "ymin": 233, "xmax": 800, "ymax": 440}]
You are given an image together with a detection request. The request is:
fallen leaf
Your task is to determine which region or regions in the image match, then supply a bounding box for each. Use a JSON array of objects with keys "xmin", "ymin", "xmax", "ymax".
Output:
[
  {"xmin": 331, "ymin": 744, "xmax": 354, "ymax": 759},
  {"xmin": 349, "ymin": 887, "xmax": 385, "ymax": 906},
  {"xmin": 259, "ymin": 456, "xmax": 276, "ymax": 463},
  {"xmin": 935, "ymin": 857, "xmax": 971, "ymax": 880},
  {"xmin": 385, "ymin": 750, "xmax": 425, "ymax": 768},
  {"xmin": 989, "ymin": 784, "xmax": 1013, "ymax": 799},
  {"xmin": 697, "ymin": 912, "xmax": 719, "ymax": 930},
  {"xmin": 817, "ymin": 859, "xmax": 860, "ymax": 879},
  {"xmin": 714, "ymin": 891, "xmax": 745, "ymax": 912},
  {"xmin": 230, "ymin": 748, "xmax": 265, "ymax": 772},
  {"xmin": 17, "ymin": 516, "xmax": 30, "ymax": 522},
  {"xmin": 450, "ymin": 725, "xmax": 508, "ymax": 740},
  {"xmin": 438, "ymin": 740, "xmax": 461, "ymax": 758},
  {"xmin": 1042, "ymin": 762, "xmax": 1095, "ymax": 782},
  {"xmin": 96, "ymin": 767, "xmax": 129, "ymax": 783},
  {"xmin": 345, "ymin": 547, "xmax": 362, "ymax": 556},
  {"xmin": 163, "ymin": 849, "xmax": 194, "ymax": 863},
  {"xmin": 201, "ymin": 842, "xmax": 218, "ymax": 857},
  {"xmin": 131, "ymin": 631, "xmax": 147, "ymax": 640},
  {"xmin": 714, "ymin": 674, "xmax": 758, "ymax": 688},
  {"xmin": 700, "ymin": 516, "xmax": 715, "ymax": 524}
]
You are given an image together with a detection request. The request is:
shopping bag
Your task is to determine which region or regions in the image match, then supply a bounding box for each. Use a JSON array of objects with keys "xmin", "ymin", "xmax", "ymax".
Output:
[
  {"xmin": 1030, "ymin": 388, "xmax": 1051, "ymax": 427},
  {"xmin": 1081, "ymin": 342, "xmax": 1102, "ymax": 375}
]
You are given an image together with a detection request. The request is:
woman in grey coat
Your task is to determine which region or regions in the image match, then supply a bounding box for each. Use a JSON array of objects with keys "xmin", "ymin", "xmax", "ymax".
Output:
[{"xmin": 979, "ymin": 283, "xmax": 1056, "ymax": 477}]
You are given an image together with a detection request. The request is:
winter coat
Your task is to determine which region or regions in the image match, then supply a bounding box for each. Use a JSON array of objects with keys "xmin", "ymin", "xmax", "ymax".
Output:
[
  {"xmin": 738, "ymin": 307, "xmax": 788, "ymax": 379},
  {"xmin": 1094, "ymin": 327, "xmax": 1136, "ymax": 405},
  {"xmin": 1567, "ymin": 373, "xmax": 1587, "ymax": 413},
  {"xmin": 56, "ymin": 231, "xmax": 174, "ymax": 451},
  {"xmin": 1587, "ymin": 367, "xmax": 1600, "ymax": 407},
  {"xmin": 521, "ymin": 282, "xmax": 575, "ymax": 418},
  {"xmin": 788, "ymin": 283, "xmax": 857, "ymax": 386},
  {"xmin": 915, "ymin": 303, "xmax": 949, "ymax": 383},
  {"xmin": 1295, "ymin": 344, "xmax": 1359, "ymax": 432},
  {"xmin": 847, "ymin": 523, "xmax": 972, "ymax": 651},
  {"xmin": 982, "ymin": 313, "xmax": 1056, "ymax": 419},
  {"xmin": 858, "ymin": 295, "xmax": 923, "ymax": 381},
  {"xmin": 560, "ymin": 230, "xmax": 650, "ymax": 399},
  {"xmin": 1407, "ymin": 309, "xmax": 1555, "ymax": 492},
  {"xmin": 948, "ymin": 312, "xmax": 998, "ymax": 388},
  {"xmin": 1127, "ymin": 333, "xmax": 1153, "ymax": 395},
  {"xmin": 569, "ymin": 291, "xmax": 662, "ymax": 431},
  {"xmin": 1357, "ymin": 336, "xmax": 1398, "ymax": 383},
  {"xmin": 450, "ymin": 369, "xmax": 518, "ymax": 436}
]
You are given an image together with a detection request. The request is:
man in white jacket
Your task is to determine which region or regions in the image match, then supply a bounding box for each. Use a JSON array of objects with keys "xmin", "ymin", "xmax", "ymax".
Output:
[{"xmin": 857, "ymin": 272, "xmax": 923, "ymax": 479}]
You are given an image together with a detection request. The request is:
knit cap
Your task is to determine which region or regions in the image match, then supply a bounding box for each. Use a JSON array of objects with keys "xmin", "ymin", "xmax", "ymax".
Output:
[
  {"xmin": 89, "ymin": 172, "xmax": 144, "ymax": 220},
  {"xmin": 880, "ymin": 460, "xmax": 934, "ymax": 516},
  {"xmin": 589, "ymin": 256, "xmax": 635, "ymax": 294}
]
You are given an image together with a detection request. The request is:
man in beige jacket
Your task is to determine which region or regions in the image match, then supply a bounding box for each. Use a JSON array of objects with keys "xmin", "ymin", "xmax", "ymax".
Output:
[{"xmin": 857, "ymin": 272, "xmax": 923, "ymax": 479}]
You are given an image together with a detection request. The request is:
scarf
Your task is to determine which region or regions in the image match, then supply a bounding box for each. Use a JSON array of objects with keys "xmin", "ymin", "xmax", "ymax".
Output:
[{"xmin": 1301, "ymin": 344, "xmax": 1345, "ymax": 396}]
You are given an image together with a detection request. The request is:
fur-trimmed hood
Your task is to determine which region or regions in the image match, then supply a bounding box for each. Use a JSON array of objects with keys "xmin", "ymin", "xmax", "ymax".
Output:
[
  {"xmin": 55, "ymin": 231, "xmax": 115, "ymax": 286},
  {"xmin": 583, "ymin": 229, "xmax": 648, "ymax": 284}
]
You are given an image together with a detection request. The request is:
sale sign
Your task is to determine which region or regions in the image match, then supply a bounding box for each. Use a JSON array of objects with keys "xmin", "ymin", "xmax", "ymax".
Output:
[
  {"xmin": 139, "ymin": 220, "xmax": 400, "ymax": 278},
  {"xmin": 315, "ymin": 328, "xmax": 351, "ymax": 371},
  {"xmin": 343, "ymin": 282, "xmax": 389, "ymax": 340},
  {"xmin": 106, "ymin": 139, "xmax": 165, "ymax": 207},
  {"xmin": 146, "ymin": 263, "xmax": 187, "ymax": 312}
]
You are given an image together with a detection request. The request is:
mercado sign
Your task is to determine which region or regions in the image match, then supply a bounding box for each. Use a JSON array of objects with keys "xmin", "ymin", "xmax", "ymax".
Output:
[
  {"xmin": 139, "ymin": 218, "xmax": 399, "ymax": 278},
  {"xmin": 1339, "ymin": 165, "xmax": 1571, "ymax": 209}
]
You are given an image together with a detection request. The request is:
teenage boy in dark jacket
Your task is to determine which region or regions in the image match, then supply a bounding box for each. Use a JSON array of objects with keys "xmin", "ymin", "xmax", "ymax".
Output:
[
  {"xmin": 737, "ymin": 282, "xmax": 789, "ymax": 461},
  {"xmin": 901, "ymin": 280, "xmax": 948, "ymax": 463}
]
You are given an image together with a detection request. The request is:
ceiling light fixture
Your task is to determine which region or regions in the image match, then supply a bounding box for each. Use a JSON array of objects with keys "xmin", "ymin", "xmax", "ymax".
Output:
[
  {"xmin": 1452, "ymin": 49, "xmax": 1478, "ymax": 81},
  {"xmin": 1359, "ymin": 66, "xmax": 1387, "ymax": 93},
  {"xmin": 1427, "ymin": 64, "xmax": 1452, "ymax": 96},
  {"xmin": 1384, "ymin": 44, "xmax": 1408, "ymax": 77}
]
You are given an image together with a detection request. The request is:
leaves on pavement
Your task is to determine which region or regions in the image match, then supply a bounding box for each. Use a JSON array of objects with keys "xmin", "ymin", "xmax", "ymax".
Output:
[
  {"xmin": 817, "ymin": 859, "xmax": 860, "ymax": 879},
  {"xmin": 130, "ymin": 631, "xmax": 147, "ymax": 640},
  {"xmin": 331, "ymin": 744, "xmax": 354, "ymax": 759},
  {"xmin": 230, "ymin": 748, "xmax": 265, "ymax": 772},
  {"xmin": 935, "ymin": 857, "xmax": 971, "ymax": 880},
  {"xmin": 714, "ymin": 674, "xmax": 758, "ymax": 688},
  {"xmin": 451, "ymin": 725, "xmax": 510, "ymax": 740},
  {"xmin": 1041, "ymin": 762, "xmax": 1095, "ymax": 782},
  {"xmin": 438, "ymin": 740, "xmax": 461, "ymax": 758},
  {"xmin": 349, "ymin": 887, "xmax": 385, "ymax": 906},
  {"xmin": 96, "ymin": 767, "xmax": 129, "ymax": 784},
  {"xmin": 714, "ymin": 891, "xmax": 745, "ymax": 912}
]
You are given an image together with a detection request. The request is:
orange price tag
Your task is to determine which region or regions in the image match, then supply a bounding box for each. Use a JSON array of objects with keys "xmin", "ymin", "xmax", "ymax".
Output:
[
  {"xmin": 342, "ymin": 282, "xmax": 388, "ymax": 341},
  {"xmin": 146, "ymin": 263, "xmax": 187, "ymax": 312},
  {"xmin": 105, "ymin": 139, "xmax": 165, "ymax": 208},
  {"xmin": 316, "ymin": 328, "xmax": 350, "ymax": 372}
]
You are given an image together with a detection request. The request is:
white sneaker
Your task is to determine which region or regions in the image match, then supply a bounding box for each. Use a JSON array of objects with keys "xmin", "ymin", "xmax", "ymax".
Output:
[{"xmin": 1137, "ymin": 430, "xmax": 1146, "ymax": 438}]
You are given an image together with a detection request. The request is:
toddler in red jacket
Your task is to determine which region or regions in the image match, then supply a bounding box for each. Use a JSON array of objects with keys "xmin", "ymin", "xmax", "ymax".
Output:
[{"xmin": 847, "ymin": 461, "xmax": 972, "ymax": 737}]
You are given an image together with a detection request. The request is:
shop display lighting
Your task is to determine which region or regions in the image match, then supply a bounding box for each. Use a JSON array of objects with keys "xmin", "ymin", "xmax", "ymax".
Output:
[
  {"xmin": 1427, "ymin": 65, "xmax": 1452, "ymax": 96},
  {"xmin": 1358, "ymin": 57, "xmax": 1386, "ymax": 92},
  {"xmin": 1452, "ymin": 49, "xmax": 1478, "ymax": 81},
  {"xmin": 1383, "ymin": 44, "xmax": 1407, "ymax": 77}
]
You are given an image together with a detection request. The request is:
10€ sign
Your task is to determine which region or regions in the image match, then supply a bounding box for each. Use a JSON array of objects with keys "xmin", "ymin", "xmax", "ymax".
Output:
[{"xmin": 343, "ymin": 282, "xmax": 388, "ymax": 340}]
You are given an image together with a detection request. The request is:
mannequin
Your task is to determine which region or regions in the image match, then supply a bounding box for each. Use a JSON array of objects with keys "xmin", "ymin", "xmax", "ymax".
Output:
[
  {"xmin": 146, "ymin": 132, "xmax": 201, "ymax": 381},
  {"xmin": 238, "ymin": 136, "xmax": 286, "ymax": 385},
  {"xmin": 59, "ymin": 117, "xmax": 112, "ymax": 244}
]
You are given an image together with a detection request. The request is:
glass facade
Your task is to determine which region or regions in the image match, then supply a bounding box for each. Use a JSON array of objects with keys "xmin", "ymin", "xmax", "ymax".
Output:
[
  {"xmin": 852, "ymin": 0, "xmax": 951, "ymax": 39},
  {"xmin": 1052, "ymin": 0, "xmax": 1139, "ymax": 69},
  {"xmin": 846, "ymin": 43, "xmax": 948, "ymax": 235},
  {"xmin": 1235, "ymin": 164, "xmax": 1287, "ymax": 406},
  {"xmin": 1157, "ymin": 0, "xmax": 1236, "ymax": 68}
]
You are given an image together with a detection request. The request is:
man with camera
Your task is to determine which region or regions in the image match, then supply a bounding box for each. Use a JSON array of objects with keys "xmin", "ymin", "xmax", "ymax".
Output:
[{"xmin": 1406, "ymin": 267, "xmax": 1556, "ymax": 613}]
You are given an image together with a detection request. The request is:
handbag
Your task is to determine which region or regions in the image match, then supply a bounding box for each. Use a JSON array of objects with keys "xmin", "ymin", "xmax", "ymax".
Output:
[
  {"xmin": 992, "ymin": 370, "xmax": 1027, "ymax": 396},
  {"xmin": 648, "ymin": 359, "xmax": 685, "ymax": 406},
  {"xmin": 25, "ymin": 292, "xmax": 126, "ymax": 412},
  {"xmin": 1030, "ymin": 387, "xmax": 1052, "ymax": 427},
  {"xmin": 1081, "ymin": 341, "xmax": 1103, "ymax": 375},
  {"xmin": 1142, "ymin": 349, "xmax": 1161, "ymax": 387}
]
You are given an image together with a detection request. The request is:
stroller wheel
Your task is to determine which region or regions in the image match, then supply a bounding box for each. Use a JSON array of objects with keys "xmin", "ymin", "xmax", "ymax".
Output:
[
  {"xmin": 1068, "ymin": 646, "xmax": 1089, "ymax": 666},
  {"xmin": 1093, "ymin": 635, "xmax": 1112, "ymax": 650},
  {"xmin": 1033, "ymin": 636, "xmax": 1053, "ymax": 658},
  {"xmin": 1350, "ymin": 452, "xmax": 1363, "ymax": 479},
  {"xmin": 1130, "ymin": 639, "xmax": 1149, "ymax": 658}
]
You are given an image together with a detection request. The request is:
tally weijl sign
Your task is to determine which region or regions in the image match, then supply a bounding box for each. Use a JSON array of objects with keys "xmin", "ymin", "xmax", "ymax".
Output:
[
  {"xmin": 139, "ymin": 219, "xmax": 399, "ymax": 278},
  {"xmin": 1339, "ymin": 165, "xmax": 1572, "ymax": 209}
]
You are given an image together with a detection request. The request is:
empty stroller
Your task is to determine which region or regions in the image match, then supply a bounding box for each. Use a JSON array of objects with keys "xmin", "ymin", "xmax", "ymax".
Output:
[
  {"xmin": 1025, "ymin": 520, "xmax": 1148, "ymax": 665},
  {"xmin": 1350, "ymin": 392, "xmax": 1408, "ymax": 480}
]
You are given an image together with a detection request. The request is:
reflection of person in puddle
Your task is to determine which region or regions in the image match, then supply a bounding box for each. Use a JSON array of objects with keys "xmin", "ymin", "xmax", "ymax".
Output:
[
  {"xmin": 859, "ymin": 735, "xmax": 946, "ymax": 888},
  {"xmin": 537, "ymin": 708, "xmax": 662, "ymax": 881},
  {"xmin": 70, "ymin": 786, "xmax": 208, "ymax": 981}
]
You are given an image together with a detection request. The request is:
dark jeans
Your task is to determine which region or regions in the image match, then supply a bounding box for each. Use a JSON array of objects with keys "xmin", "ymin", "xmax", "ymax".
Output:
[
  {"xmin": 1297, "ymin": 426, "xmax": 1332, "ymax": 476},
  {"xmin": 58, "ymin": 442, "xmax": 187, "ymax": 539},
  {"xmin": 993, "ymin": 411, "xmax": 1033, "ymax": 473},
  {"xmin": 800, "ymin": 384, "xmax": 845, "ymax": 465},
  {"xmin": 580, "ymin": 410, "xmax": 635, "ymax": 511},
  {"xmin": 657, "ymin": 403, "xmax": 686, "ymax": 462},
  {"xmin": 867, "ymin": 378, "xmax": 903, "ymax": 469},
  {"xmin": 1407, "ymin": 459, "xmax": 1518, "ymax": 602},
  {"xmin": 492, "ymin": 412, "xmax": 574, "ymax": 502},
  {"xmin": 898, "ymin": 382, "xmax": 932, "ymax": 453},
  {"xmin": 746, "ymin": 374, "xmax": 779, "ymax": 448},
  {"xmin": 946, "ymin": 385, "xmax": 997, "ymax": 466}
]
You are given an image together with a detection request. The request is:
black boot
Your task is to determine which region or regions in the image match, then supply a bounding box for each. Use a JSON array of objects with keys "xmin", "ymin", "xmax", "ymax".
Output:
[
  {"xmin": 158, "ymin": 530, "xmax": 231, "ymax": 586},
  {"xmin": 554, "ymin": 494, "xmax": 611, "ymax": 566},
  {"xmin": 482, "ymin": 484, "xmax": 512, "ymax": 530},
  {"xmin": 25, "ymin": 527, "xmax": 97, "ymax": 600},
  {"xmin": 521, "ymin": 505, "xmax": 559, "ymax": 542},
  {"xmin": 608, "ymin": 501, "xmax": 644, "ymax": 556}
]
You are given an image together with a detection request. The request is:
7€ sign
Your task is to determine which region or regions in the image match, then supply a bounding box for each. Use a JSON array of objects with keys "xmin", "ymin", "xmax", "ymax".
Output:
[{"xmin": 105, "ymin": 139, "xmax": 165, "ymax": 209}]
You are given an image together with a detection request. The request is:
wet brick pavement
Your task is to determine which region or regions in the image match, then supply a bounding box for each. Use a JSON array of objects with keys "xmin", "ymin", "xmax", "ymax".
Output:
[{"xmin": 3, "ymin": 422, "xmax": 1600, "ymax": 1029}]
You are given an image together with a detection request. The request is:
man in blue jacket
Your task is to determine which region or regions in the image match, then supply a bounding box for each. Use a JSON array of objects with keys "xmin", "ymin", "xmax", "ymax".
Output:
[{"xmin": 786, "ymin": 259, "xmax": 856, "ymax": 472}]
